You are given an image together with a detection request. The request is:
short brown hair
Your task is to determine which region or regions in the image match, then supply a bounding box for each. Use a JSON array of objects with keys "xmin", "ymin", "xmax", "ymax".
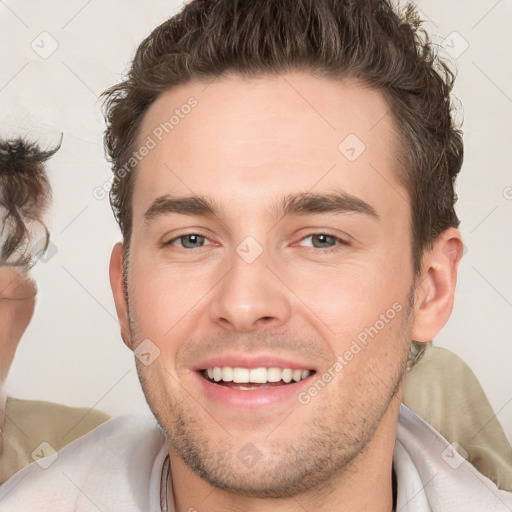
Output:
[
  {"xmin": 0, "ymin": 138, "xmax": 58, "ymax": 268},
  {"xmin": 102, "ymin": 0, "xmax": 463, "ymax": 276}
]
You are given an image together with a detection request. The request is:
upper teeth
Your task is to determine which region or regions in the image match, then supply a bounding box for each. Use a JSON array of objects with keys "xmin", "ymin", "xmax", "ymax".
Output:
[{"xmin": 206, "ymin": 367, "xmax": 311, "ymax": 384}]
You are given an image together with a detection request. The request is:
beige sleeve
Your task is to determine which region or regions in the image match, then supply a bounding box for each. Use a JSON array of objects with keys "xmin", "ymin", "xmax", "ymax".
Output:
[
  {"xmin": 1, "ymin": 398, "xmax": 110, "ymax": 484},
  {"xmin": 403, "ymin": 345, "xmax": 512, "ymax": 491}
]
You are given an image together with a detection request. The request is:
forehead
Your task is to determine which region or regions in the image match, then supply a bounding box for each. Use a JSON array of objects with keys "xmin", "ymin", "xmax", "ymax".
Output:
[{"xmin": 132, "ymin": 72, "xmax": 407, "ymax": 223}]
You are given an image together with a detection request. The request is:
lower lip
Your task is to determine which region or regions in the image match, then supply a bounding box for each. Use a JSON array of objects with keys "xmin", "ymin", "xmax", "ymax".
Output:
[{"xmin": 193, "ymin": 371, "xmax": 315, "ymax": 409}]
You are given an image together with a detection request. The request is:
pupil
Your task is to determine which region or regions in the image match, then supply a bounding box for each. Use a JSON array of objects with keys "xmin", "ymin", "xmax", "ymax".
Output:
[
  {"xmin": 314, "ymin": 234, "xmax": 333, "ymax": 248},
  {"xmin": 183, "ymin": 235, "xmax": 203, "ymax": 248}
]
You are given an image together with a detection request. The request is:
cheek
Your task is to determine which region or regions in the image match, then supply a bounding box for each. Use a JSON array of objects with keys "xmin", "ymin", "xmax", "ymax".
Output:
[
  {"xmin": 0, "ymin": 304, "xmax": 30, "ymax": 380},
  {"xmin": 282, "ymin": 260, "xmax": 408, "ymax": 335},
  {"xmin": 128, "ymin": 262, "xmax": 214, "ymax": 339}
]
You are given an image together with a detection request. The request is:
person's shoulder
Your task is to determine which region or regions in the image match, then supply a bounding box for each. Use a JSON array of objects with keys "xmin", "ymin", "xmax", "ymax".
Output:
[
  {"xmin": 403, "ymin": 344, "xmax": 476, "ymax": 405},
  {"xmin": 0, "ymin": 413, "xmax": 166, "ymax": 511},
  {"xmin": 1, "ymin": 397, "xmax": 113, "ymax": 484},
  {"xmin": 6, "ymin": 397, "xmax": 110, "ymax": 448},
  {"xmin": 411, "ymin": 344, "xmax": 472, "ymax": 373},
  {"xmin": 396, "ymin": 404, "xmax": 512, "ymax": 511}
]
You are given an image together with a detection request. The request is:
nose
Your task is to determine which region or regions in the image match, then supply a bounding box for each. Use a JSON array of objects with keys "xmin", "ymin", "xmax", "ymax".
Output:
[{"xmin": 208, "ymin": 247, "xmax": 292, "ymax": 332}]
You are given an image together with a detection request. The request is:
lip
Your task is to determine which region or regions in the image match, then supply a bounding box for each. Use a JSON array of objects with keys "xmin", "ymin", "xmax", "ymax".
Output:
[
  {"xmin": 192, "ymin": 369, "xmax": 316, "ymax": 409},
  {"xmin": 190, "ymin": 354, "xmax": 316, "ymax": 372},
  {"xmin": 190, "ymin": 354, "xmax": 317, "ymax": 409}
]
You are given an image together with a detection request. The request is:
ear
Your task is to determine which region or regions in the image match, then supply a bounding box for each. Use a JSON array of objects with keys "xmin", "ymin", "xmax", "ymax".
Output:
[
  {"xmin": 109, "ymin": 242, "xmax": 133, "ymax": 350},
  {"xmin": 411, "ymin": 227, "xmax": 464, "ymax": 342}
]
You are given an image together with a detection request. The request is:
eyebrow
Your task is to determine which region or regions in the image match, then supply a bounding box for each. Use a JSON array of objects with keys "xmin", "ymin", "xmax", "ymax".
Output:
[
  {"xmin": 144, "ymin": 195, "xmax": 218, "ymax": 223},
  {"xmin": 143, "ymin": 191, "xmax": 379, "ymax": 224},
  {"xmin": 277, "ymin": 191, "xmax": 378, "ymax": 219}
]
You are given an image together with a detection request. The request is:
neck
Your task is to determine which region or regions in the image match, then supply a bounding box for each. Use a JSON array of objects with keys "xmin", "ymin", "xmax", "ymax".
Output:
[{"xmin": 167, "ymin": 398, "xmax": 401, "ymax": 512}]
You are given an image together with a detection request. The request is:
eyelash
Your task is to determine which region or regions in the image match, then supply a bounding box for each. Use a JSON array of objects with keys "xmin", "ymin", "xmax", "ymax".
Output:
[
  {"xmin": 163, "ymin": 233, "xmax": 349, "ymax": 252},
  {"xmin": 163, "ymin": 234, "xmax": 214, "ymax": 249},
  {"xmin": 297, "ymin": 233, "xmax": 350, "ymax": 252}
]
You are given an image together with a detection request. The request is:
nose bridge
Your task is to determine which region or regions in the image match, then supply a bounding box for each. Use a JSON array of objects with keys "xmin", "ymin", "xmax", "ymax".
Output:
[{"xmin": 209, "ymin": 238, "xmax": 291, "ymax": 331}]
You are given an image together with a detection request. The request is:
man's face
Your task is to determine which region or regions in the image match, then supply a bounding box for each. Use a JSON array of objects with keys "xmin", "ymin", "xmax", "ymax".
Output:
[
  {"xmin": 0, "ymin": 266, "xmax": 36, "ymax": 386},
  {"xmin": 120, "ymin": 73, "xmax": 417, "ymax": 496}
]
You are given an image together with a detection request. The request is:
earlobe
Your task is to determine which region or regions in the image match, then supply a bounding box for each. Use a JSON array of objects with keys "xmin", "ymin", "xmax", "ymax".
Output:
[
  {"xmin": 411, "ymin": 228, "xmax": 464, "ymax": 342},
  {"xmin": 109, "ymin": 242, "xmax": 133, "ymax": 350}
]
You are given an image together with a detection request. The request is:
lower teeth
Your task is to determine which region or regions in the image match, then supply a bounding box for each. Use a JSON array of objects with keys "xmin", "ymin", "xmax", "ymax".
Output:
[{"xmin": 208, "ymin": 379, "xmax": 295, "ymax": 389}]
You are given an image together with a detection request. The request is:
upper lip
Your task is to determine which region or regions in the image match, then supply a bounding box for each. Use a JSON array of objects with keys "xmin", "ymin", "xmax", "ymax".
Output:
[{"xmin": 191, "ymin": 354, "xmax": 317, "ymax": 372}]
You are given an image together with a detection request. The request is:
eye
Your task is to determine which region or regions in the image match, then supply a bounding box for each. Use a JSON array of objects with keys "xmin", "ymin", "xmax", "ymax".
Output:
[
  {"xmin": 165, "ymin": 234, "xmax": 212, "ymax": 249},
  {"xmin": 297, "ymin": 233, "xmax": 348, "ymax": 251}
]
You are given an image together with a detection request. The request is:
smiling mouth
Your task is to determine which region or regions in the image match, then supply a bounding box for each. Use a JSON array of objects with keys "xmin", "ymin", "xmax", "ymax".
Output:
[{"xmin": 200, "ymin": 367, "xmax": 316, "ymax": 390}]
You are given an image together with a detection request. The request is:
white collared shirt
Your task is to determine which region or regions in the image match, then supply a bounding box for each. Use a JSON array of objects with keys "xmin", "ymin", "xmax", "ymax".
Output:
[{"xmin": 1, "ymin": 405, "xmax": 511, "ymax": 511}]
